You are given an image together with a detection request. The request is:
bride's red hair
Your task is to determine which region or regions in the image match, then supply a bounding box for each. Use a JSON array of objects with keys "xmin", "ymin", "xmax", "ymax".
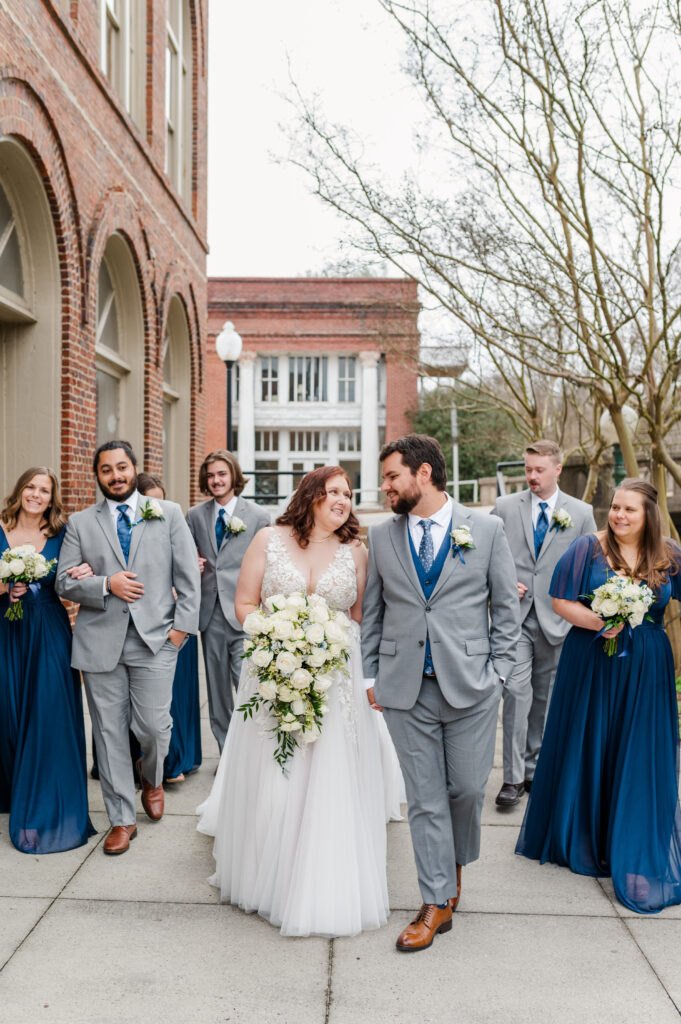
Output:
[{"xmin": 276, "ymin": 466, "xmax": 360, "ymax": 548}]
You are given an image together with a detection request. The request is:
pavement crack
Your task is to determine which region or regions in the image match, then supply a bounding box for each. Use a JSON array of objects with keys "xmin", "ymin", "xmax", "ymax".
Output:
[{"xmin": 324, "ymin": 938, "xmax": 334, "ymax": 1024}]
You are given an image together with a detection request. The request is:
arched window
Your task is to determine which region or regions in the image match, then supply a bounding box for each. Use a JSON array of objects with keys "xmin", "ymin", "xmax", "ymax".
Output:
[
  {"xmin": 162, "ymin": 296, "xmax": 191, "ymax": 507},
  {"xmin": 0, "ymin": 182, "xmax": 25, "ymax": 306},
  {"xmin": 95, "ymin": 234, "xmax": 144, "ymax": 457},
  {"xmin": 166, "ymin": 0, "xmax": 192, "ymax": 203}
]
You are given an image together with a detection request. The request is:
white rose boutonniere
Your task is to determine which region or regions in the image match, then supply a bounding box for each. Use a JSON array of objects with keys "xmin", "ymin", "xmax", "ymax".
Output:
[
  {"xmin": 551, "ymin": 508, "xmax": 574, "ymax": 531},
  {"xmin": 449, "ymin": 525, "xmax": 476, "ymax": 564},
  {"xmin": 137, "ymin": 499, "xmax": 165, "ymax": 523},
  {"xmin": 226, "ymin": 515, "xmax": 246, "ymax": 535}
]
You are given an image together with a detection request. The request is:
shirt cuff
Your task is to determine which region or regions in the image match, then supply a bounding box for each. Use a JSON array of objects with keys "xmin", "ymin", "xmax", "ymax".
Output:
[{"xmin": 363, "ymin": 678, "xmax": 375, "ymax": 691}]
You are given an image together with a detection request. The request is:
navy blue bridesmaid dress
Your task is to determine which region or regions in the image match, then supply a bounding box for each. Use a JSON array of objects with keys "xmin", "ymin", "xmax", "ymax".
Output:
[
  {"xmin": 516, "ymin": 533, "xmax": 681, "ymax": 913},
  {"xmin": 164, "ymin": 634, "xmax": 202, "ymax": 779},
  {"xmin": 0, "ymin": 526, "xmax": 95, "ymax": 853}
]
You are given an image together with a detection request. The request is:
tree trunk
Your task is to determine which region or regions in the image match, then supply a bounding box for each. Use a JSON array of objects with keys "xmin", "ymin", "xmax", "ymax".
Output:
[{"xmin": 654, "ymin": 459, "xmax": 681, "ymax": 672}]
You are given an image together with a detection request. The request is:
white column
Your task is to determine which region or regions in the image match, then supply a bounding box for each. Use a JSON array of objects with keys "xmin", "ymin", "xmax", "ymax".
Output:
[
  {"xmin": 238, "ymin": 352, "xmax": 257, "ymax": 497},
  {"xmin": 359, "ymin": 351, "xmax": 380, "ymax": 508}
]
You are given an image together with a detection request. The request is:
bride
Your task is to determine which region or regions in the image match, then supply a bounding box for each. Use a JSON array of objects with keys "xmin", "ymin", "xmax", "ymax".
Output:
[{"xmin": 196, "ymin": 466, "xmax": 404, "ymax": 937}]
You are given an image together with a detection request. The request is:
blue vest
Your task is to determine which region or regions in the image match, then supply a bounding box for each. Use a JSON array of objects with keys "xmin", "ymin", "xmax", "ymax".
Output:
[{"xmin": 408, "ymin": 519, "xmax": 452, "ymax": 676}]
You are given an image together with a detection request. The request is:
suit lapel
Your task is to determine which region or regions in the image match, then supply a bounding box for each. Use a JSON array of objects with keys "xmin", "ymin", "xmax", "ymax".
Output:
[
  {"xmin": 389, "ymin": 516, "xmax": 425, "ymax": 602},
  {"xmin": 430, "ymin": 500, "xmax": 465, "ymax": 600},
  {"xmin": 204, "ymin": 499, "xmax": 218, "ymax": 557},
  {"xmin": 127, "ymin": 511, "xmax": 146, "ymax": 566},
  {"xmin": 95, "ymin": 500, "xmax": 126, "ymax": 569},
  {"xmin": 520, "ymin": 491, "xmax": 536, "ymax": 562}
]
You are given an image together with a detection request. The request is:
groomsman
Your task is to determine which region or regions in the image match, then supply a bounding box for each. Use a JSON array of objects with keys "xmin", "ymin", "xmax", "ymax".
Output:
[
  {"xmin": 363, "ymin": 435, "xmax": 520, "ymax": 951},
  {"xmin": 56, "ymin": 441, "xmax": 200, "ymax": 854},
  {"xmin": 186, "ymin": 450, "xmax": 270, "ymax": 752},
  {"xmin": 492, "ymin": 439, "xmax": 596, "ymax": 808}
]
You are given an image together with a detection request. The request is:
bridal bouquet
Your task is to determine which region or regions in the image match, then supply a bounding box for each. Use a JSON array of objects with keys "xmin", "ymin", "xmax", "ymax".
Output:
[
  {"xmin": 0, "ymin": 544, "xmax": 56, "ymax": 621},
  {"xmin": 238, "ymin": 592, "xmax": 351, "ymax": 770},
  {"xmin": 590, "ymin": 576, "xmax": 654, "ymax": 656}
]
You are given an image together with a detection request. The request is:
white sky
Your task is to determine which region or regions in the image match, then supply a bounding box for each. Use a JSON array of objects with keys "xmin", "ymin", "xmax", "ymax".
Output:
[{"xmin": 206, "ymin": 1, "xmax": 419, "ymax": 277}]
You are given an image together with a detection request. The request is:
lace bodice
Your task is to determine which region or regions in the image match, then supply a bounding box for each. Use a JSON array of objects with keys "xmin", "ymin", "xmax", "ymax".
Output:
[{"xmin": 261, "ymin": 531, "xmax": 357, "ymax": 612}]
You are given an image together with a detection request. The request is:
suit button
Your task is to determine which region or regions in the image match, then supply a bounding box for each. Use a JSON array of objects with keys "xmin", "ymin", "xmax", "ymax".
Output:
[
  {"xmin": 122, "ymin": 608, "xmax": 129, "ymax": 614},
  {"xmin": 418, "ymin": 640, "xmax": 425, "ymax": 647},
  {"xmin": 425, "ymin": 605, "xmax": 431, "ymax": 612}
]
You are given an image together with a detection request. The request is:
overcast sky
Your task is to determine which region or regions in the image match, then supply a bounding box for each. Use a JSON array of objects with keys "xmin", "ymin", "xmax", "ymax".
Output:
[{"xmin": 206, "ymin": 1, "xmax": 418, "ymax": 278}]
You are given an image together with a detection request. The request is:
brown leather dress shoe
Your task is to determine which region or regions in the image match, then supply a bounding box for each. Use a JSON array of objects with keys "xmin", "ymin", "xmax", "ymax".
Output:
[
  {"xmin": 449, "ymin": 863, "xmax": 463, "ymax": 913},
  {"xmin": 396, "ymin": 903, "xmax": 453, "ymax": 952},
  {"xmin": 495, "ymin": 782, "xmax": 525, "ymax": 808},
  {"xmin": 103, "ymin": 825, "xmax": 137, "ymax": 855},
  {"xmin": 137, "ymin": 758, "xmax": 164, "ymax": 821}
]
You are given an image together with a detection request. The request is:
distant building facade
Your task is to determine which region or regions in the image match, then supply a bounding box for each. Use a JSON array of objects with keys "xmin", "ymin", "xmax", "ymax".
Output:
[
  {"xmin": 0, "ymin": 0, "xmax": 208, "ymax": 510},
  {"xmin": 206, "ymin": 278, "xmax": 420, "ymax": 507}
]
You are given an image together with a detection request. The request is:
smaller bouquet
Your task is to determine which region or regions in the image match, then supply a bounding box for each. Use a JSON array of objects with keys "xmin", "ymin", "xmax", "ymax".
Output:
[
  {"xmin": 589, "ymin": 576, "xmax": 654, "ymax": 656},
  {"xmin": 0, "ymin": 544, "xmax": 56, "ymax": 621},
  {"xmin": 238, "ymin": 592, "xmax": 351, "ymax": 771}
]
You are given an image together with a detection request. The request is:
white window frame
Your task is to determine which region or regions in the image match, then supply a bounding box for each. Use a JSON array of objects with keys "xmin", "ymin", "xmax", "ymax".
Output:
[{"xmin": 338, "ymin": 356, "xmax": 357, "ymax": 403}]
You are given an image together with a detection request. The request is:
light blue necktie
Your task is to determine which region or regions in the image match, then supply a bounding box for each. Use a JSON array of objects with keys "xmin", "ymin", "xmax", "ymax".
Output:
[
  {"xmin": 534, "ymin": 501, "xmax": 549, "ymax": 557},
  {"xmin": 215, "ymin": 508, "xmax": 226, "ymax": 549},
  {"xmin": 418, "ymin": 519, "xmax": 434, "ymax": 573},
  {"xmin": 116, "ymin": 505, "xmax": 132, "ymax": 562}
]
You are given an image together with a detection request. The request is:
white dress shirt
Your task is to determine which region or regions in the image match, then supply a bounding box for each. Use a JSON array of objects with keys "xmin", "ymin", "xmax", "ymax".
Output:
[
  {"xmin": 530, "ymin": 488, "xmax": 559, "ymax": 528},
  {"xmin": 214, "ymin": 495, "xmax": 238, "ymax": 522},
  {"xmin": 408, "ymin": 495, "xmax": 453, "ymax": 558},
  {"xmin": 102, "ymin": 490, "xmax": 140, "ymax": 594}
]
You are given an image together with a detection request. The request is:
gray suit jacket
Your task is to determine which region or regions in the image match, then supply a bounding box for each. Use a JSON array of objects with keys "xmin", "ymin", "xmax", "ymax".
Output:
[
  {"xmin": 186, "ymin": 496, "xmax": 270, "ymax": 632},
  {"xmin": 55, "ymin": 498, "xmax": 201, "ymax": 673},
  {"xmin": 361, "ymin": 500, "xmax": 521, "ymax": 711},
  {"xmin": 492, "ymin": 488, "xmax": 596, "ymax": 645}
]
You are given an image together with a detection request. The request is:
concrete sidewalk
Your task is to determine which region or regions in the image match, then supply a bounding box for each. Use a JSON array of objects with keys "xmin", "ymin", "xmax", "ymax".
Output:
[{"xmin": 1, "ymin": 670, "xmax": 680, "ymax": 1024}]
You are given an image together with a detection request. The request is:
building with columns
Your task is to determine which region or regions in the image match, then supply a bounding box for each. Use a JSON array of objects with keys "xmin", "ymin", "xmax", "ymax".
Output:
[{"xmin": 206, "ymin": 278, "xmax": 420, "ymax": 507}]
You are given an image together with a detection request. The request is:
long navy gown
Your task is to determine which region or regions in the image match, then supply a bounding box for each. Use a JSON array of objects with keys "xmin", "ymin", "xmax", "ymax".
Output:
[
  {"xmin": 0, "ymin": 526, "xmax": 95, "ymax": 853},
  {"xmin": 163, "ymin": 634, "xmax": 202, "ymax": 779},
  {"xmin": 516, "ymin": 533, "xmax": 681, "ymax": 913}
]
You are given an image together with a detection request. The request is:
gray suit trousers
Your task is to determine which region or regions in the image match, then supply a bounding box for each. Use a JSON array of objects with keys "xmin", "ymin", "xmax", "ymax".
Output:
[
  {"xmin": 84, "ymin": 623, "xmax": 178, "ymax": 826},
  {"xmin": 384, "ymin": 676, "xmax": 501, "ymax": 905},
  {"xmin": 501, "ymin": 607, "xmax": 562, "ymax": 784},
  {"xmin": 201, "ymin": 602, "xmax": 244, "ymax": 752}
]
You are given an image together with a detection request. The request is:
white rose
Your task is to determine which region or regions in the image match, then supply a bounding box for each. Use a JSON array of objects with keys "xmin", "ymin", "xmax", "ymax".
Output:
[
  {"xmin": 278, "ymin": 607, "xmax": 299, "ymax": 622},
  {"xmin": 327, "ymin": 643, "xmax": 343, "ymax": 659},
  {"xmin": 258, "ymin": 680, "xmax": 278, "ymax": 701},
  {"xmin": 334, "ymin": 611, "xmax": 351, "ymax": 629},
  {"xmin": 264, "ymin": 593, "xmax": 287, "ymax": 613},
  {"xmin": 148, "ymin": 499, "xmax": 164, "ymax": 517},
  {"xmin": 272, "ymin": 618, "xmax": 294, "ymax": 640},
  {"xmin": 275, "ymin": 650, "xmax": 299, "ymax": 675},
  {"xmin": 305, "ymin": 622, "xmax": 325, "ymax": 645},
  {"xmin": 319, "ymin": 704, "xmax": 329, "ymax": 716},
  {"xmin": 285, "ymin": 594, "xmax": 307, "ymax": 612},
  {"xmin": 324, "ymin": 620, "xmax": 347, "ymax": 644},
  {"xmin": 306, "ymin": 649, "xmax": 328, "ymax": 668},
  {"xmin": 0, "ymin": 561, "xmax": 12, "ymax": 579},
  {"xmin": 291, "ymin": 698, "xmax": 306, "ymax": 715},
  {"xmin": 243, "ymin": 611, "xmax": 268, "ymax": 636},
  {"xmin": 308, "ymin": 602, "xmax": 330, "ymax": 624},
  {"xmin": 629, "ymin": 611, "xmax": 645, "ymax": 627},
  {"xmin": 277, "ymin": 685, "xmax": 295, "ymax": 702},
  {"xmin": 313, "ymin": 672, "xmax": 335, "ymax": 693},
  {"xmin": 7, "ymin": 559, "xmax": 25, "ymax": 576},
  {"xmin": 33, "ymin": 561, "xmax": 49, "ymax": 579},
  {"xmin": 251, "ymin": 647, "xmax": 273, "ymax": 668},
  {"xmin": 12, "ymin": 544, "xmax": 35, "ymax": 556},
  {"xmin": 598, "ymin": 599, "xmax": 619, "ymax": 617},
  {"xmin": 283, "ymin": 640, "xmax": 298, "ymax": 652},
  {"xmin": 301, "ymin": 724, "xmax": 321, "ymax": 744},
  {"xmin": 290, "ymin": 667, "xmax": 313, "ymax": 690},
  {"xmin": 243, "ymin": 639, "xmax": 255, "ymax": 654},
  {"xmin": 291, "ymin": 627, "xmax": 305, "ymax": 640},
  {"xmin": 229, "ymin": 515, "xmax": 245, "ymax": 532},
  {"xmin": 280, "ymin": 720, "xmax": 302, "ymax": 732}
]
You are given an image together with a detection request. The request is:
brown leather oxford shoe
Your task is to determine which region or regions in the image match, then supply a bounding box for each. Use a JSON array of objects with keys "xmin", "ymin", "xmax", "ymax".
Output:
[
  {"xmin": 396, "ymin": 903, "xmax": 453, "ymax": 952},
  {"xmin": 449, "ymin": 863, "xmax": 463, "ymax": 913},
  {"xmin": 103, "ymin": 825, "xmax": 137, "ymax": 855},
  {"xmin": 137, "ymin": 759, "xmax": 164, "ymax": 821}
]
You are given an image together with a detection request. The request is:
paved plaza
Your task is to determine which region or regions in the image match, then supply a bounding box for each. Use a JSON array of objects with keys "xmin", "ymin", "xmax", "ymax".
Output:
[{"xmin": 1, "ymin": 665, "xmax": 681, "ymax": 1024}]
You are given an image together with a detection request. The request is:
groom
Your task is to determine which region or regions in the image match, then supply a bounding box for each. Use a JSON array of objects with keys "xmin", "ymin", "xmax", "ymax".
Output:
[
  {"xmin": 56, "ymin": 440, "xmax": 200, "ymax": 854},
  {"xmin": 362, "ymin": 435, "xmax": 520, "ymax": 951}
]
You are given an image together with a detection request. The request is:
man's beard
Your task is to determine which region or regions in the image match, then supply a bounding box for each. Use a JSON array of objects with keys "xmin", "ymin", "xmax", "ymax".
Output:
[
  {"xmin": 390, "ymin": 489, "xmax": 420, "ymax": 516},
  {"xmin": 98, "ymin": 475, "xmax": 138, "ymax": 502}
]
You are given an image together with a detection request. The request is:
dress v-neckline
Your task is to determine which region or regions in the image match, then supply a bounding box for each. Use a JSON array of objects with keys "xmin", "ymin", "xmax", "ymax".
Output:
[
  {"xmin": 0, "ymin": 523, "xmax": 50, "ymax": 555},
  {"xmin": 270, "ymin": 531, "xmax": 346, "ymax": 595}
]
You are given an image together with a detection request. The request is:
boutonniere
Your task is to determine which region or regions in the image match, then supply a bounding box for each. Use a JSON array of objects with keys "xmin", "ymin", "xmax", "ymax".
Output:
[
  {"xmin": 449, "ymin": 525, "xmax": 476, "ymax": 563},
  {"xmin": 135, "ymin": 499, "xmax": 165, "ymax": 524},
  {"xmin": 550, "ymin": 508, "xmax": 573, "ymax": 531},
  {"xmin": 225, "ymin": 515, "xmax": 246, "ymax": 535}
]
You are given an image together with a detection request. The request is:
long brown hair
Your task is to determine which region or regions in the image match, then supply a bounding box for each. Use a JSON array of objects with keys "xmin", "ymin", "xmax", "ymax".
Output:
[
  {"xmin": 0, "ymin": 466, "xmax": 67, "ymax": 537},
  {"xmin": 198, "ymin": 450, "xmax": 247, "ymax": 497},
  {"xmin": 276, "ymin": 466, "xmax": 359, "ymax": 548},
  {"xmin": 603, "ymin": 478, "xmax": 677, "ymax": 589}
]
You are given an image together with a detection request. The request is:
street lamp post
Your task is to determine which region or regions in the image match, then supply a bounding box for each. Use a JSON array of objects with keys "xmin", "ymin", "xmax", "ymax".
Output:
[{"xmin": 215, "ymin": 320, "xmax": 243, "ymax": 452}]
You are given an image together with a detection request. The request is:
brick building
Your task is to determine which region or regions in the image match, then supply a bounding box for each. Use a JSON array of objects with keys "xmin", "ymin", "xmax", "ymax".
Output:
[
  {"xmin": 0, "ymin": 0, "xmax": 208, "ymax": 512},
  {"xmin": 207, "ymin": 277, "xmax": 420, "ymax": 507}
]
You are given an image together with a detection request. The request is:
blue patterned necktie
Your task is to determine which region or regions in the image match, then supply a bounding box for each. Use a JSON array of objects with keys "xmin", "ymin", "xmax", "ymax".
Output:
[
  {"xmin": 215, "ymin": 507, "xmax": 226, "ymax": 549},
  {"xmin": 418, "ymin": 519, "xmax": 434, "ymax": 572},
  {"xmin": 534, "ymin": 501, "xmax": 549, "ymax": 557},
  {"xmin": 116, "ymin": 504, "xmax": 132, "ymax": 562}
]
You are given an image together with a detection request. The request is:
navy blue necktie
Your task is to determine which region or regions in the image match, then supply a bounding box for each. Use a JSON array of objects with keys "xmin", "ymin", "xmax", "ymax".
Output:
[
  {"xmin": 215, "ymin": 508, "xmax": 226, "ymax": 549},
  {"xmin": 534, "ymin": 501, "xmax": 549, "ymax": 557},
  {"xmin": 116, "ymin": 505, "xmax": 132, "ymax": 562},
  {"xmin": 418, "ymin": 519, "xmax": 434, "ymax": 572}
]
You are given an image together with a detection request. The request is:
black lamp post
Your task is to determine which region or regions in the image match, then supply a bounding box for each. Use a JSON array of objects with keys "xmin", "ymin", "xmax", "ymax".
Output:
[{"xmin": 215, "ymin": 320, "xmax": 243, "ymax": 451}]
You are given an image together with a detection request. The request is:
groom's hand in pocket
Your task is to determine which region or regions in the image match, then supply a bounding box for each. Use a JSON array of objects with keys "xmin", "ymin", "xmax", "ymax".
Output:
[
  {"xmin": 110, "ymin": 571, "xmax": 144, "ymax": 602},
  {"xmin": 366, "ymin": 687, "xmax": 383, "ymax": 712}
]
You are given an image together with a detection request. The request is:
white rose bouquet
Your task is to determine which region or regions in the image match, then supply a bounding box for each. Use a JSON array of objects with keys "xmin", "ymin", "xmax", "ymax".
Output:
[
  {"xmin": 589, "ymin": 576, "xmax": 654, "ymax": 656},
  {"xmin": 0, "ymin": 544, "xmax": 57, "ymax": 622},
  {"xmin": 238, "ymin": 592, "xmax": 351, "ymax": 770}
]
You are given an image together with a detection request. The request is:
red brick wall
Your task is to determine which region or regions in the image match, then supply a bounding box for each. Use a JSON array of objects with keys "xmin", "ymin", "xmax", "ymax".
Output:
[{"xmin": 0, "ymin": 0, "xmax": 208, "ymax": 509}]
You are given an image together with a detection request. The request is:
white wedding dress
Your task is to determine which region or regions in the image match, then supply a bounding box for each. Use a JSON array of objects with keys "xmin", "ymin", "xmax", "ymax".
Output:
[{"xmin": 196, "ymin": 531, "xmax": 405, "ymax": 937}]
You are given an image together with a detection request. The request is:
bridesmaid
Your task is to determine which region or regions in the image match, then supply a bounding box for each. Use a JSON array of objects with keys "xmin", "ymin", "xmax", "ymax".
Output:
[
  {"xmin": 0, "ymin": 467, "xmax": 95, "ymax": 853},
  {"xmin": 138, "ymin": 473, "xmax": 202, "ymax": 784}
]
